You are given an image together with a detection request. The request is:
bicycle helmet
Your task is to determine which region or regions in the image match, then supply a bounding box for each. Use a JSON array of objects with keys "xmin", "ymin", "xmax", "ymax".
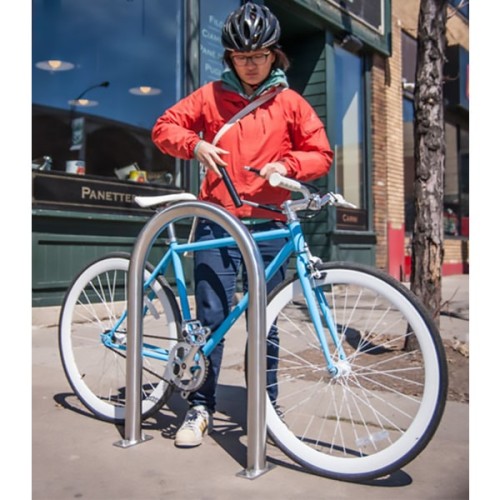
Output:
[{"xmin": 221, "ymin": 2, "xmax": 281, "ymax": 52}]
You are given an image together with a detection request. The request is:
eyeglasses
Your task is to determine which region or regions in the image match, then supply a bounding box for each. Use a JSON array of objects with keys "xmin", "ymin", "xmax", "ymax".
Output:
[{"xmin": 231, "ymin": 52, "xmax": 272, "ymax": 67}]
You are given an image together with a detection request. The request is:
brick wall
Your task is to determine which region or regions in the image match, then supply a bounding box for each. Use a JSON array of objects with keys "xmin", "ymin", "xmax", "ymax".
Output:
[
  {"xmin": 371, "ymin": 14, "xmax": 405, "ymax": 272},
  {"xmin": 371, "ymin": 54, "xmax": 388, "ymax": 270},
  {"xmin": 376, "ymin": 0, "xmax": 470, "ymax": 276}
]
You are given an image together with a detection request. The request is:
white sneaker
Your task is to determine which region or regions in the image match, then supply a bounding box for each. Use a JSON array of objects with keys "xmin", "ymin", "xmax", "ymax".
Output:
[{"xmin": 175, "ymin": 405, "xmax": 213, "ymax": 448}]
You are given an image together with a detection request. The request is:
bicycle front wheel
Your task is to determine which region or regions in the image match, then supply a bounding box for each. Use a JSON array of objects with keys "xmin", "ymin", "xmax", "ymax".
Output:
[
  {"xmin": 265, "ymin": 262, "xmax": 448, "ymax": 481},
  {"xmin": 59, "ymin": 253, "xmax": 181, "ymax": 423}
]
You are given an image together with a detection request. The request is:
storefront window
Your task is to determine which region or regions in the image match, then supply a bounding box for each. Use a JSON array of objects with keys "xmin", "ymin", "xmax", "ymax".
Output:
[
  {"xmin": 403, "ymin": 98, "xmax": 469, "ymax": 237},
  {"xmin": 403, "ymin": 97, "xmax": 416, "ymax": 232},
  {"xmin": 334, "ymin": 44, "xmax": 367, "ymax": 214},
  {"xmin": 444, "ymin": 123, "xmax": 469, "ymax": 236},
  {"xmin": 459, "ymin": 127, "xmax": 469, "ymax": 235},
  {"xmin": 199, "ymin": 0, "xmax": 241, "ymax": 85},
  {"xmin": 32, "ymin": 0, "xmax": 183, "ymax": 185},
  {"xmin": 444, "ymin": 123, "xmax": 459, "ymax": 235},
  {"xmin": 402, "ymin": 27, "xmax": 469, "ymax": 238},
  {"xmin": 448, "ymin": 0, "xmax": 469, "ymax": 20}
]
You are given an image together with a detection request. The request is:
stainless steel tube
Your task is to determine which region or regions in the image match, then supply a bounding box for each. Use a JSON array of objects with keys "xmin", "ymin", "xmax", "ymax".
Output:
[{"xmin": 119, "ymin": 201, "xmax": 271, "ymax": 477}]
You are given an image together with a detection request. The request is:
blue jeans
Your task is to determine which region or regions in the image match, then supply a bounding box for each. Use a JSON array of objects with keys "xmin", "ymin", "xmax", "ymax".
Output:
[{"xmin": 188, "ymin": 219, "xmax": 288, "ymax": 413}]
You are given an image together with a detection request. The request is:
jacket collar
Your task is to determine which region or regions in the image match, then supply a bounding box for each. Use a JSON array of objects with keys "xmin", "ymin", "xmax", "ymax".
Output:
[{"xmin": 221, "ymin": 68, "xmax": 289, "ymax": 100}]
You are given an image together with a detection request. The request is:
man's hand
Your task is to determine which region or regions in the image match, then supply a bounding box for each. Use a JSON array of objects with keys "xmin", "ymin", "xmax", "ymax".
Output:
[
  {"xmin": 194, "ymin": 140, "xmax": 229, "ymax": 178},
  {"xmin": 259, "ymin": 162, "xmax": 288, "ymax": 180}
]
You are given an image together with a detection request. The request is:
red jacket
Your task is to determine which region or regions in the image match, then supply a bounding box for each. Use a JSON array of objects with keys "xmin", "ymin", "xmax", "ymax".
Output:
[{"xmin": 151, "ymin": 81, "xmax": 333, "ymax": 219}]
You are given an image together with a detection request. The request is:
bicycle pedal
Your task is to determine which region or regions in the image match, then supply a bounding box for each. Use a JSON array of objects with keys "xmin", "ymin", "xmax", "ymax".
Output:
[{"xmin": 181, "ymin": 320, "xmax": 211, "ymax": 346}]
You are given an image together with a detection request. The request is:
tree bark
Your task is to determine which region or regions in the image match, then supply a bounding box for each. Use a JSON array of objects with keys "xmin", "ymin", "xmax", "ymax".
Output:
[{"xmin": 409, "ymin": 0, "xmax": 447, "ymax": 340}]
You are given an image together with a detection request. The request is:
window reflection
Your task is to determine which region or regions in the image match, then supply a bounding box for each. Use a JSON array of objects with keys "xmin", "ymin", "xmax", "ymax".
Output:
[
  {"xmin": 199, "ymin": 0, "xmax": 241, "ymax": 85},
  {"xmin": 444, "ymin": 123, "xmax": 469, "ymax": 236},
  {"xmin": 448, "ymin": 0, "xmax": 469, "ymax": 20},
  {"xmin": 403, "ymin": 98, "xmax": 469, "ymax": 237},
  {"xmin": 334, "ymin": 45, "xmax": 366, "ymax": 209},
  {"xmin": 403, "ymin": 97, "xmax": 416, "ymax": 232},
  {"xmin": 32, "ymin": 0, "xmax": 182, "ymax": 185}
]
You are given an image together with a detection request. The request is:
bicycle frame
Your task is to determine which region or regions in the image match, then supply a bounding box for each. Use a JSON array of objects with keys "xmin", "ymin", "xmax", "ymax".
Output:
[
  {"xmin": 60, "ymin": 172, "xmax": 447, "ymax": 481},
  {"xmin": 103, "ymin": 216, "xmax": 347, "ymax": 375}
]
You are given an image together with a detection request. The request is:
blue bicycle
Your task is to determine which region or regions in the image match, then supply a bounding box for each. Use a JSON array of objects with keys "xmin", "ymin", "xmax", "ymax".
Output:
[{"xmin": 59, "ymin": 169, "xmax": 447, "ymax": 481}]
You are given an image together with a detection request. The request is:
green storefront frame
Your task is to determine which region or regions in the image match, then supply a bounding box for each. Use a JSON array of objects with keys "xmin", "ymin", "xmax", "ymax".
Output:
[
  {"xmin": 32, "ymin": 0, "xmax": 390, "ymax": 307},
  {"xmin": 273, "ymin": 0, "xmax": 384, "ymax": 267}
]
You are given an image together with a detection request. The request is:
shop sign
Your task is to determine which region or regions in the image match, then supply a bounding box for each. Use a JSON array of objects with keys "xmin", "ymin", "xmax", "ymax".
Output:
[
  {"xmin": 32, "ymin": 171, "xmax": 184, "ymax": 215},
  {"xmin": 336, "ymin": 207, "xmax": 368, "ymax": 231}
]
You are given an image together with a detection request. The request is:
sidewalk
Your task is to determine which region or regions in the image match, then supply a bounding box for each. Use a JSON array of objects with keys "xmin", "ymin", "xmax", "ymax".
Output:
[{"xmin": 31, "ymin": 275, "xmax": 470, "ymax": 499}]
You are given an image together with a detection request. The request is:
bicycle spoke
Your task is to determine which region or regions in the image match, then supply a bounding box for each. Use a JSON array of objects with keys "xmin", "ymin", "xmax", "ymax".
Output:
[
  {"xmin": 59, "ymin": 255, "xmax": 180, "ymax": 423},
  {"xmin": 265, "ymin": 264, "xmax": 446, "ymax": 480}
]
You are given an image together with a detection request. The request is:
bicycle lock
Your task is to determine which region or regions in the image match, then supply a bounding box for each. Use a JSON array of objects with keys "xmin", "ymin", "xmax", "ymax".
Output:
[{"xmin": 114, "ymin": 200, "xmax": 273, "ymax": 479}]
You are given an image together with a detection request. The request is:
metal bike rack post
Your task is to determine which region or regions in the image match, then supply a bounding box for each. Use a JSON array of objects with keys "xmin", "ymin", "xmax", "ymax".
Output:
[{"xmin": 114, "ymin": 200, "xmax": 272, "ymax": 479}]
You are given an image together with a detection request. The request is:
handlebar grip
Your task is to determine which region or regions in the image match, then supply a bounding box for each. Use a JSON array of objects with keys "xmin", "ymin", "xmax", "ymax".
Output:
[
  {"xmin": 219, "ymin": 166, "xmax": 243, "ymax": 208},
  {"xmin": 269, "ymin": 173, "xmax": 304, "ymax": 193}
]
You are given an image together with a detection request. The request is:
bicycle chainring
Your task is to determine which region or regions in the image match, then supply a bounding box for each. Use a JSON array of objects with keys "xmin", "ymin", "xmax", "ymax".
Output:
[{"xmin": 165, "ymin": 342, "xmax": 208, "ymax": 393}]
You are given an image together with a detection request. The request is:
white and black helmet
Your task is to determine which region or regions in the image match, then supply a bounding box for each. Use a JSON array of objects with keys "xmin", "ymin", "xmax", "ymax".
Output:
[{"xmin": 222, "ymin": 2, "xmax": 281, "ymax": 52}]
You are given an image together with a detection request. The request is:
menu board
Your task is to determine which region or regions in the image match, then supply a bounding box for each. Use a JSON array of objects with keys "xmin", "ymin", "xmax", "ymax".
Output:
[{"xmin": 199, "ymin": 0, "xmax": 240, "ymax": 85}]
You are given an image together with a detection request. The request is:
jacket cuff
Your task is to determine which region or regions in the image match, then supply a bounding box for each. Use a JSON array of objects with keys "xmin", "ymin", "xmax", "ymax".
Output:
[
  {"xmin": 193, "ymin": 139, "xmax": 205, "ymax": 159},
  {"xmin": 280, "ymin": 159, "xmax": 295, "ymax": 177}
]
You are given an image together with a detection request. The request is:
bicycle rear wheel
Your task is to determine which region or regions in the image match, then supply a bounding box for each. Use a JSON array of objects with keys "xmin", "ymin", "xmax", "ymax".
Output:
[
  {"xmin": 265, "ymin": 262, "xmax": 447, "ymax": 481},
  {"xmin": 59, "ymin": 252, "xmax": 181, "ymax": 423}
]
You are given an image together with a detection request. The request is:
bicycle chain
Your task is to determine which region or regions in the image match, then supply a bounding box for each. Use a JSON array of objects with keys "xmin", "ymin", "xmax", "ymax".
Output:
[{"xmin": 104, "ymin": 344, "xmax": 171, "ymax": 383}]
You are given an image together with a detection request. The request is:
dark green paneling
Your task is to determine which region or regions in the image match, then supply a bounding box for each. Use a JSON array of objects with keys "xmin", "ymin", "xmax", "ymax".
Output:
[
  {"xmin": 328, "ymin": 231, "xmax": 377, "ymax": 264},
  {"xmin": 33, "ymin": 233, "xmax": 136, "ymax": 307},
  {"xmin": 268, "ymin": 0, "xmax": 381, "ymax": 269},
  {"xmin": 267, "ymin": 0, "xmax": 391, "ymax": 56},
  {"xmin": 286, "ymin": 34, "xmax": 331, "ymax": 261},
  {"xmin": 330, "ymin": 244, "xmax": 375, "ymax": 266},
  {"xmin": 32, "ymin": 209, "xmax": 193, "ymax": 307},
  {"xmin": 273, "ymin": 0, "xmax": 391, "ymax": 56}
]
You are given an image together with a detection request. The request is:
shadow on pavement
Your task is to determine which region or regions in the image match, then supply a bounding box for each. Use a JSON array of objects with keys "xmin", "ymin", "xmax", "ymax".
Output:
[{"xmin": 53, "ymin": 384, "xmax": 414, "ymax": 488}]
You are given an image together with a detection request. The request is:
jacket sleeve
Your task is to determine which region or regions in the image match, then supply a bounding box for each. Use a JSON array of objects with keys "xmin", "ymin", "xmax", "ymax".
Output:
[
  {"xmin": 151, "ymin": 87, "xmax": 206, "ymax": 160},
  {"xmin": 280, "ymin": 94, "xmax": 334, "ymax": 182}
]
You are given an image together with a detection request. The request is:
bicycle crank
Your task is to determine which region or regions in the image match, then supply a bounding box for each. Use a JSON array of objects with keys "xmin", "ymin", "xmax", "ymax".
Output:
[{"xmin": 165, "ymin": 342, "xmax": 208, "ymax": 396}]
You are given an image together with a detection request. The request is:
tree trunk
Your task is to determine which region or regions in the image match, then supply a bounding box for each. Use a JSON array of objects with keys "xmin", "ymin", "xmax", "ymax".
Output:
[{"xmin": 408, "ymin": 0, "xmax": 447, "ymax": 349}]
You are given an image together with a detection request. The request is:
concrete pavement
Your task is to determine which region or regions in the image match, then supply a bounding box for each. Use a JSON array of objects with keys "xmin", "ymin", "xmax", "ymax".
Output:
[{"xmin": 30, "ymin": 274, "xmax": 470, "ymax": 499}]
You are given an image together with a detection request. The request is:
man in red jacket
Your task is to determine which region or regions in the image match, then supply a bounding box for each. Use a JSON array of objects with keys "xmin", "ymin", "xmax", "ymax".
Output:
[{"xmin": 152, "ymin": 2, "xmax": 333, "ymax": 448}]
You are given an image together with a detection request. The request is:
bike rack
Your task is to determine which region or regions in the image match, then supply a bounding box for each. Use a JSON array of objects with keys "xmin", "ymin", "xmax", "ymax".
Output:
[{"xmin": 114, "ymin": 200, "xmax": 273, "ymax": 479}]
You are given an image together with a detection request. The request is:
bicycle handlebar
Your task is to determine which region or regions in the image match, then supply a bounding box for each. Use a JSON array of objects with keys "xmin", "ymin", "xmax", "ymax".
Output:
[
  {"xmin": 134, "ymin": 165, "xmax": 355, "ymax": 212},
  {"xmin": 220, "ymin": 165, "xmax": 357, "ymax": 214},
  {"xmin": 268, "ymin": 173, "xmax": 311, "ymax": 195},
  {"xmin": 219, "ymin": 166, "xmax": 243, "ymax": 208}
]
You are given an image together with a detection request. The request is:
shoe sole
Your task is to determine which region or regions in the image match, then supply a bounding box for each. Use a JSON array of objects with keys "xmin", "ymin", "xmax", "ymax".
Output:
[
  {"xmin": 174, "ymin": 426, "xmax": 212, "ymax": 448},
  {"xmin": 174, "ymin": 440, "xmax": 202, "ymax": 448}
]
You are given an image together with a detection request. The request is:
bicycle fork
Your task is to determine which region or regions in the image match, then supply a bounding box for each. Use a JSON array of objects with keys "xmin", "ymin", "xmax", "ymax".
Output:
[{"xmin": 296, "ymin": 247, "xmax": 349, "ymax": 378}]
